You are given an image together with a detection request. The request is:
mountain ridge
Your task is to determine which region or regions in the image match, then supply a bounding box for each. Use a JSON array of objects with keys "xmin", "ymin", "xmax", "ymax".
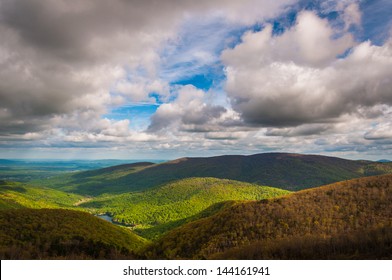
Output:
[{"xmin": 40, "ymin": 152, "xmax": 392, "ymax": 195}]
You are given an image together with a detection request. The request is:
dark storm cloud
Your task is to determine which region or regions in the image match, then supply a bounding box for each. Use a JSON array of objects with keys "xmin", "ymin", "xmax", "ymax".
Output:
[{"xmin": 0, "ymin": 0, "xmax": 188, "ymax": 138}]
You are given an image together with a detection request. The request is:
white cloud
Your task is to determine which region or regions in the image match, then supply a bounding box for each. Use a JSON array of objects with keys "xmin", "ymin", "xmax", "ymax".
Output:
[
  {"xmin": 342, "ymin": 3, "xmax": 362, "ymax": 30},
  {"xmin": 115, "ymin": 78, "xmax": 170, "ymax": 103},
  {"xmin": 222, "ymin": 11, "xmax": 392, "ymax": 127},
  {"xmin": 0, "ymin": 0, "xmax": 294, "ymax": 141},
  {"xmin": 148, "ymin": 85, "xmax": 227, "ymax": 133},
  {"xmin": 222, "ymin": 11, "xmax": 354, "ymax": 67},
  {"xmin": 364, "ymin": 125, "xmax": 392, "ymax": 140},
  {"xmin": 1, "ymin": 0, "xmax": 392, "ymax": 160}
]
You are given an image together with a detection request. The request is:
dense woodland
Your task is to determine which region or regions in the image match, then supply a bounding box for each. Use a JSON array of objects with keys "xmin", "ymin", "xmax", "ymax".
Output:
[
  {"xmin": 0, "ymin": 180, "xmax": 82, "ymax": 209},
  {"xmin": 79, "ymin": 177, "xmax": 289, "ymax": 239},
  {"xmin": 0, "ymin": 209, "xmax": 146, "ymax": 259},
  {"xmin": 0, "ymin": 154, "xmax": 392, "ymax": 260},
  {"xmin": 146, "ymin": 175, "xmax": 392, "ymax": 259},
  {"xmin": 213, "ymin": 226, "xmax": 392, "ymax": 259},
  {"xmin": 37, "ymin": 153, "xmax": 392, "ymax": 194}
]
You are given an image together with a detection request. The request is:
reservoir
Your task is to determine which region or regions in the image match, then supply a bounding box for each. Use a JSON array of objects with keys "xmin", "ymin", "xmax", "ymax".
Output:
[
  {"xmin": 96, "ymin": 214, "xmax": 113, "ymax": 223},
  {"xmin": 96, "ymin": 214, "xmax": 133, "ymax": 228}
]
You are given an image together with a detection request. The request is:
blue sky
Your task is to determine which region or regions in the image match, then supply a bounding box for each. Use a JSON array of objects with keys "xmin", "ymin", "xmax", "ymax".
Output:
[{"xmin": 0, "ymin": 0, "xmax": 392, "ymax": 160}]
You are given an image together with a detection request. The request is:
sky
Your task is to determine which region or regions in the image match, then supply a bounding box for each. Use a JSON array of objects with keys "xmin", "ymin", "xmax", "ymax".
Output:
[{"xmin": 0, "ymin": 0, "xmax": 392, "ymax": 160}]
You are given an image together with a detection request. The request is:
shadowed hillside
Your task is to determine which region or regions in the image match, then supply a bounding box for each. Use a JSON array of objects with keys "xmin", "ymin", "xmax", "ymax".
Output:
[
  {"xmin": 147, "ymin": 174, "xmax": 392, "ymax": 259},
  {"xmin": 39, "ymin": 153, "xmax": 392, "ymax": 195},
  {"xmin": 0, "ymin": 209, "xmax": 147, "ymax": 259}
]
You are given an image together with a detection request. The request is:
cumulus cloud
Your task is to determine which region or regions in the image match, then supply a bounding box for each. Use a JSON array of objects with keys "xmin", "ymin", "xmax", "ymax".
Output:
[
  {"xmin": 222, "ymin": 11, "xmax": 392, "ymax": 127},
  {"xmin": 148, "ymin": 85, "xmax": 227, "ymax": 133},
  {"xmin": 364, "ymin": 110, "xmax": 392, "ymax": 141},
  {"xmin": 1, "ymin": 0, "xmax": 391, "ymax": 160},
  {"xmin": 0, "ymin": 0, "xmax": 183, "ymax": 139},
  {"xmin": 115, "ymin": 78, "xmax": 170, "ymax": 103},
  {"xmin": 0, "ymin": 0, "xmax": 293, "ymax": 142}
]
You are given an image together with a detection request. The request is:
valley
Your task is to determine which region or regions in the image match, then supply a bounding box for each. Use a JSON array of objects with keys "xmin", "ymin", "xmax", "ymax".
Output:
[{"xmin": 0, "ymin": 153, "xmax": 391, "ymax": 259}]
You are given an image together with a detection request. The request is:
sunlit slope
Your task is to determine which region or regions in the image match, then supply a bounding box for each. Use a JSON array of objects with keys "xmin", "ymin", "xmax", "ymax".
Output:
[
  {"xmin": 79, "ymin": 177, "xmax": 290, "ymax": 239},
  {"xmin": 148, "ymin": 174, "xmax": 392, "ymax": 259},
  {"xmin": 0, "ymin": 180, "xmax": 83, "ymax": 209},
  {"xmin": 40, "ymin": 153, "xmax": 392, "ymax": 195},
  {"xmin": 0, "ymin": 209, "xmax": 147, "ymax": 259}
]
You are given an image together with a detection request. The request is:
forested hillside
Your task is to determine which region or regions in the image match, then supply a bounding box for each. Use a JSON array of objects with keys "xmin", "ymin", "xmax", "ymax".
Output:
[
  {"xmin": 40, "ymin": 153, "xmax": 392, "ymax": 195},
  {"xmin": 79, "ymin": 177, "xmax": 289, "ymax": 239},
  {"xmin": 0, "ymin": 209, "xmax": 147, "ymax": 259},
  {"xmin": 1, "ymin": 154, "xmax": 392, "ymax": 260},
  {"xmin": 0, "ymin": 180, "xmax": 83, "ymax": 209},
  {"xmin": 147, "ymin": 174, "xmax": 392, "ymax": 259}
]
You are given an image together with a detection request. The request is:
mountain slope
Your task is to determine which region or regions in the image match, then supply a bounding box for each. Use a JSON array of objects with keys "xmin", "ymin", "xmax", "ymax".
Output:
[
  {"xmin": 0, "ymin": 180, "xmax": 83, "ymax": 209},
  {"xmin": 147, "ymin": 174, "xmax": 392, "ymax": 259},
  {"xmin": 0, "ymin": 209, "xmax": 147, "ymax": 259},
  {"xmin": 41, "ymin": 153, "xmax": 392, "ymax": 195},
  {"xmin": 79, "ymin": 177, "xmax": 290, "ymax": 239},
  {"xmin": 212, "ymin": 226, "xmax": 392, "ymax": 260}
]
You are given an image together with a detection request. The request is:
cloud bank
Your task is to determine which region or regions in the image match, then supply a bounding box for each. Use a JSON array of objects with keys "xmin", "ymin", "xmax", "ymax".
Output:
[
  {"xmin": 222, "ymin": 10, "xmax": 392, "ymax": 128},
  {"xmin": 1, "ymin": 0, "xmax": 392, "ymax": 159}
]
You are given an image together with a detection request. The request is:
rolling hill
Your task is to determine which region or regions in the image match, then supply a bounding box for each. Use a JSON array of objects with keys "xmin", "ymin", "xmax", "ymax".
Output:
[
  {"xmin": 0, "ymin": 180, "xmax": 83, "ymax": 209},
  {"xmin": 1, "ymin": 174, "xmax": 391, "ymax": 259},
  {"xmin": 147, "ymin": 174, "xmax": 392, "ymax": 259},
  {"xmin": 78, "ymin": 177, "xmax": 289, "ymax": 239},
  {"xmin": 40, "ymin": 153, "xmax": 392, "ymax": 195},
  {"xmin": 0, "ymin": 209, "xmax": 147, "ymax": 259},
  {"xmin": 2, "ymin": 153, "xmax": 392, "ymax": 260}
]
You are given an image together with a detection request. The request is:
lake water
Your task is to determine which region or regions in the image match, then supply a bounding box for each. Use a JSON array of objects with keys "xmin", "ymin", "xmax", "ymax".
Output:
[
  {"xmin": 96, "ymin": 214, "xmax": 133, "ymax": 228},
  {"xmin": 96, "ymin": 214, "xmax": 113, "ymax": 223}
]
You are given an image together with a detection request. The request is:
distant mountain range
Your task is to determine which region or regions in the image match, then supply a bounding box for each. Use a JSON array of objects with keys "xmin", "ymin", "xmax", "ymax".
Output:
[{"xmin": 41, "ymin": 153, "xmax": 392, "ymax": 195}]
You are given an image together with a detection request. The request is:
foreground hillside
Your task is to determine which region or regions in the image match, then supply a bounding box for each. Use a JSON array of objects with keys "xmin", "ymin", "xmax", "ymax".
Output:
[
  {"xmin": 40, "ymin": 153, "xmax": 392, "ymax": 195},
  {"xmin": 147, "ymin": 174, "xmax": 392, "ymax": 259},
  {"xmin": 79, "ymin": 177, "xmax": 290, "ymax": 239},
  {"xmin": 1, "ymin": 174, "xmax": 391, "ymax": 259},
  {"xmin": 0, "ymin": 209, "xmax": 147, "ymax": 259}
]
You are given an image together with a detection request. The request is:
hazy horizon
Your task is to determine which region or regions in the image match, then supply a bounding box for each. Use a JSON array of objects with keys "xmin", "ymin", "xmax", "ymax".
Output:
[{"xmin": 0, "ymin": 151, "xmax": 390, "ymax": 162}]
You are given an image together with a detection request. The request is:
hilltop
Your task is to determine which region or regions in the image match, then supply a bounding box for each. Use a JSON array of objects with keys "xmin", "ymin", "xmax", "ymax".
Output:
[
  {"xmin": 40, "ymin": 153, "xmax": 392, "ymax": 195},
  {"xmin": 147, "ymin": 174, "xmax": 392, "ymax": 259}
]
